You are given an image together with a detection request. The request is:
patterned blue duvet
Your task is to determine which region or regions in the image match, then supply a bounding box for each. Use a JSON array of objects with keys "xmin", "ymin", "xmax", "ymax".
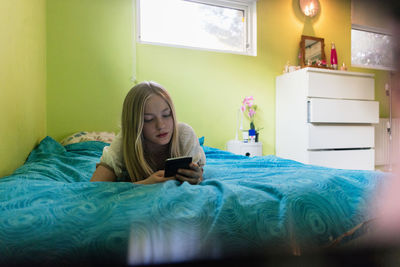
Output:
[{"xmin": 0, "ymin": 137, "xmax": 386, "ymax": 265}]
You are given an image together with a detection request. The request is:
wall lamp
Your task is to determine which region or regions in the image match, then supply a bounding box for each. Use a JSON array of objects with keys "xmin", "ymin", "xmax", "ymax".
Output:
[{"xmin": 299, "ymin": 0, "xmax": 320, "ymax": 18}]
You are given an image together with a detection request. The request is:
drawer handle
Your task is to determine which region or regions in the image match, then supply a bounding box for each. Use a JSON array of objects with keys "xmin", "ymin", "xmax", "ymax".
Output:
[{"xmin": 308, "ymin": 147, "xmax": 372, "ymax": 151}]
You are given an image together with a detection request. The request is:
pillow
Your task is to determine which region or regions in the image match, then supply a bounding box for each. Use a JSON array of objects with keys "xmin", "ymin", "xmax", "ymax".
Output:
[
  {"xmin": 60, "ymin": 131, "xmax": 116, "ymax": 146},
  {"xmin": 199, "ymin": 136, "xmax": 205, "ymax": 146}
]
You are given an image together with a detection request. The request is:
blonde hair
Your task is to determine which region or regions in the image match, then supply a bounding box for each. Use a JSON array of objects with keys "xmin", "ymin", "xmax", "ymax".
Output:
[{"xmin": 121, "ymin": 81, "xmax": 180, "ymax": 182}]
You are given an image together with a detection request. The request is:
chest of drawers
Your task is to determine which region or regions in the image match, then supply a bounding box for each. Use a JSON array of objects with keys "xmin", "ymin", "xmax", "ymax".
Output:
[{"xmin": 275, "ymin": 67, "xmax": 378, "ymax": 170}]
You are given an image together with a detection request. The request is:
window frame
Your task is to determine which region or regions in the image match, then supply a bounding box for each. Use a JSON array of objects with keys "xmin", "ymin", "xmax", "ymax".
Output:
[{"xmin": 136, "ymin": 0, "xmax": 257, "ymax": 56}]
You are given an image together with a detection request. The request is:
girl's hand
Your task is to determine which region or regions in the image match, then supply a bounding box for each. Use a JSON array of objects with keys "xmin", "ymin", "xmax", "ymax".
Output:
[
  {"xmin": 136, "ymin": 170, "xmax": 175, "ymax": 185},
  {"xmin": 175, "ymin": 162, "xmax": 203, "ymax": 185}
]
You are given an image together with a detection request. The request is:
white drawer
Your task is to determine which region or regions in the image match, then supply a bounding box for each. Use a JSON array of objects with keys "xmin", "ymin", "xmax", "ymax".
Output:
[
  {"xmin": 307, "ymin": 149, "xmax": 375, "ymax": 170},
  {"xmin": 308, "ymin": 125, "xmax": 375, "ymax": 149},
  {"xmin": 308, "ymin": 98, "xmax": 379, "ymax": 123},
  {"xmin": 307, "ymin": 71, "xmax": 374, "ymax": 100}
]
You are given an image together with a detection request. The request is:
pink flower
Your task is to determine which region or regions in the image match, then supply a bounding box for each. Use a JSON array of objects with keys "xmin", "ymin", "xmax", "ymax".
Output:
[
  {"xmin": 243, "ymin": 96, "xmax": 254, "ymax": 108},
  {"xmin": 241, "ymin": 96, "xmax": 260, "ymax": 130},
  {"xmin": 249, "ymin": 108, "xmax": 255, "ymax": 118}
]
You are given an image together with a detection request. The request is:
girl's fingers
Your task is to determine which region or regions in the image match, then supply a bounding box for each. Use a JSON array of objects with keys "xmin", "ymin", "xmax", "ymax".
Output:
[
  {"xmin": 189, "ymin": 163, "xmax": 201, "ymax": 172},
  {"xmin": 175, "ymin": 163, "xmax": 203, "ymax": 184},
  {"xmin": 175, "ymin": 174, "xmax": 199, "ymax": 185},
  {"xmin": 177, "ymin": 168, "xmax": 200, "ymax": 179}
]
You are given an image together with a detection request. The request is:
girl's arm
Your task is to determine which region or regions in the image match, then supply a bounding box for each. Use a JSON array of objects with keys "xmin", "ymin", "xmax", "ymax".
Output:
[{"xmin": 90, "ymin": 165, "xmax": 117, "ymax": 182}]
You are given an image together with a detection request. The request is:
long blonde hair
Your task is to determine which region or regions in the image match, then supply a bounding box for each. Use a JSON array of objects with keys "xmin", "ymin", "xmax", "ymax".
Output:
[{"xmin": 121, "ymin": 81, "xmax": 180, "ymax": 182}]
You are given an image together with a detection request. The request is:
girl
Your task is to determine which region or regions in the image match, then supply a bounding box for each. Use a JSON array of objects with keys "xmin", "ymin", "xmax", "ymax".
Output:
[{"xmin": 90, "ymin": 81, "xmax": 205, "ymax": 185}]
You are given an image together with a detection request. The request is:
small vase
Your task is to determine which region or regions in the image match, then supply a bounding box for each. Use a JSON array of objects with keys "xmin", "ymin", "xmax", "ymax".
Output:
[{"xmin": 248, "ymin": 129, "xmax": 256, "ymax": 143}]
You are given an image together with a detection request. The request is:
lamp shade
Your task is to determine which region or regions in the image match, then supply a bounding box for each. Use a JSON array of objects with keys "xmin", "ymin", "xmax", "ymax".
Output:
[{"xmin": 299, "ymin": 0, "xmax": 320, "ymax": 17}]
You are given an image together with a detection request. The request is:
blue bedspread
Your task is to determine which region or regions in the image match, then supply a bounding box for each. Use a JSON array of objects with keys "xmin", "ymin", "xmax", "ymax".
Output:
[{"xmin": 0, "ymin": 137, "xmax": 386, "ymax": 265}]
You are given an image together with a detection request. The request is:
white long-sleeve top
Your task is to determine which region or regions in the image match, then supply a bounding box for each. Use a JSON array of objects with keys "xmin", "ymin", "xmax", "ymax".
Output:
[{"xmin": 98, "ymin": 122, "xmax": 206, "ymax": 179}]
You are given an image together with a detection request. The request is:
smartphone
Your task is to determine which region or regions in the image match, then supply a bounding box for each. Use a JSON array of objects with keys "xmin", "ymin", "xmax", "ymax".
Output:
[{"xmin": 164, "ymin": 156, "xmax": 192, "ymax": 177}]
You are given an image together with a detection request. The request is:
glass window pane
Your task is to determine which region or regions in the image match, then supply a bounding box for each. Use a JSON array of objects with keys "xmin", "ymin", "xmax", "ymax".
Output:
[
  {"xmin": 351, "ymin": 29, "xmax": 394, "ymax": 70},
  {"xmin": 139, "ymin": 0, "xmax": 245, "ymax": 53}
]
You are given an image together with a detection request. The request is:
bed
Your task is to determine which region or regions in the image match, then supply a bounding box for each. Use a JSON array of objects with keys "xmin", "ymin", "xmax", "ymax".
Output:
[{"xmin": 0, "ymin": 135, "xmax": 388, "ymax": 266}]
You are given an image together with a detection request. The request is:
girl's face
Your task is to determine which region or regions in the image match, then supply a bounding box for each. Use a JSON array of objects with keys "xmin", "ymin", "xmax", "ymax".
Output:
[{"xmin": 142, "ymin": 94, "xmax": 174, "ymax": 147}]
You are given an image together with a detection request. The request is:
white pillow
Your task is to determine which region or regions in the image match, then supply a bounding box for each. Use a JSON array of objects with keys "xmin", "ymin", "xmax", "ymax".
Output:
[{"xmin": 60, "ymin": 131, "xmax": 116, "ymax": 146}]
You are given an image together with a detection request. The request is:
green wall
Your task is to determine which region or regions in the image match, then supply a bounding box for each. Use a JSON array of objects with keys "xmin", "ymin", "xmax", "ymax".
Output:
[
  {"xmin": 46, "ymin": 0, "xmax": 391, "ymax": 156},
  {"xmin": 46, "ymin": 0, "xmax": 135, "ymax": 141},
  {"xmin": 0, "ymin": 0, "xmax": 47, "ymax": 177}
]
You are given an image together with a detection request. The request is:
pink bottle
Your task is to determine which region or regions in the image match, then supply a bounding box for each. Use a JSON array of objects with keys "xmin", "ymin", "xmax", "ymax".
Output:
[{"xmin": 330, "ymin": 42, "xmax": 338, "ymax": 70}]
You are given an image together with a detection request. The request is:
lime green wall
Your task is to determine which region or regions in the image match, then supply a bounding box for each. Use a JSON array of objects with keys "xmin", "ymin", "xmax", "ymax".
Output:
[
  {"xmin": 46, "ymin": 0, "xmax": 135, "ymax": 141},
  {"xmin": 0, "ymin": 0, "xmax": 47, "ymax": 177},
  {"xmin": 46, "ymin": 0, "xmax": 390, "ymax": 155}
]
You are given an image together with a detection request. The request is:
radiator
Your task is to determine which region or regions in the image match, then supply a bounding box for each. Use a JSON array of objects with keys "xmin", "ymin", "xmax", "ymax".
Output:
[{"xmin": 375, "ymin": 118, "xmax": 400, "ymax": 166}]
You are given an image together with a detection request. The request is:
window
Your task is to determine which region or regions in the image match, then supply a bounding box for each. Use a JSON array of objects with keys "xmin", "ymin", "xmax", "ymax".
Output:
[
  {"xmin": 351, "ymin": 27, "xmax": 394, "ymax": 71},
  {"xmin": 137, "ymin": 0, "xmax": 257, "ymax": 56},
  {"xmin": 350, "ymin": 0, "xmax": 394, "ymax": 71}
]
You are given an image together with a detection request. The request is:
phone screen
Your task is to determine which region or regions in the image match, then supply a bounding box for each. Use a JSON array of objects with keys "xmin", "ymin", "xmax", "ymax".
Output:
[{"xmin": 164, "ymin": 156, "xmax": 192, "ymax": 177}]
